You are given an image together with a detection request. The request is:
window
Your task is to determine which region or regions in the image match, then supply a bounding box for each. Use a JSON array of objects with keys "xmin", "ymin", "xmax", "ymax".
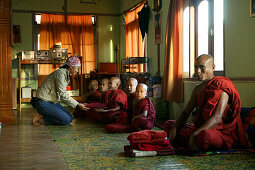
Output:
[
  {"xmin": 34, "ymin": 14, "xmax": 96, "ymax": 51},
  {"xmin": 183, "ymin": 0, "xmax": 224, "ymax": 78}
]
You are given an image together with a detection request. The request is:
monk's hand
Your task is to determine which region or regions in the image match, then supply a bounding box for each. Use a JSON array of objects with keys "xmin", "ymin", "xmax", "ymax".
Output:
[
  {"xmin": 95, "ymin": 108, "xmax": 108, "ymax": 112},
  {"xmin": 169, "ymin": 127, "xmax": 177, "ymax": 144},
  {"xmin": 188, "ymin": 132, "xmax": 198, "ymax": 151}
]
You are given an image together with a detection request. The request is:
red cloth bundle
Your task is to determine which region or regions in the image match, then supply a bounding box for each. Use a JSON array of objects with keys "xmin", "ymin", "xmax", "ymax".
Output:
[
  {"xmin": 130, "ymin": 139, "xmax": 171, "ymax": 151},
  {"xmin": 127, "ymin": 130, "xmax": 167, "ymax": 144}
]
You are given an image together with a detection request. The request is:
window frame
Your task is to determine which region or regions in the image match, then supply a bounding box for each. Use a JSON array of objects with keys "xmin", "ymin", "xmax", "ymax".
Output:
[{"xmin": 183, "ymin": 0, "xmax": 225, "ymax": 79}]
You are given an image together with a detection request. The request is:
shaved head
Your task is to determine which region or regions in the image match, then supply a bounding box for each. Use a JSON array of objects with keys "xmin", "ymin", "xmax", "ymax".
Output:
[
  {"xmin": 136, "ymin": 83, "xmax": 148, "ymax": 100},
  {"xmin": 196, "ymin": 54, "xmax": 214, "ymax": 66},
  {"xmin": 195, "ymin": 54, "xmax": 215, "ymax": 81},
  {"xmin": 109, "ymin": 77, "xmax": 121, "ymax": 90},
  {"xmin": 89, "ymin": 79, "xmax": 98, "ymax": 91},
  {"xmin": 99, "ymin": 78, "xmax": 109, "ymax": 92},
  {"xmin": 128, "ymin": 78, "xmax": 138, "ymax": 93},
  {"xmin": 137, "ymin": 83, "xmax": 148, "ymax": 91}
]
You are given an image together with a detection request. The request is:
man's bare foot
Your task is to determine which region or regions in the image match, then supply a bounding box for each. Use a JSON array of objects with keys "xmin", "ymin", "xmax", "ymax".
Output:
[{"xmin": 32, "ymin": 113, "xmax": 43, "ymax": 126}]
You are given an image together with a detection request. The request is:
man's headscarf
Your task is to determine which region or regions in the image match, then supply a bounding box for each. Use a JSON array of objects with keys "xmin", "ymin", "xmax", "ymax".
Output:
[{"xmin": 62, "ymin": 56, "xmax": 81, "ymax": 67}]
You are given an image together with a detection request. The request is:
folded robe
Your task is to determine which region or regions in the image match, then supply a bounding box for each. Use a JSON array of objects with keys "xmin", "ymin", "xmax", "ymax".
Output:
[
  {"xmin": 130, "ymin": 139, "xmax": 171, "ymax": 151},
  {"xmin": 127, "ymin": 130, "xmax": 167, "ymax": 144}
]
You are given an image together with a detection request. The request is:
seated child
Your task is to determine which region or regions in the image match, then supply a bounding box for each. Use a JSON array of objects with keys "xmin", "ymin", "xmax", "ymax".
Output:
[
  {"xmin": 94, "ymin": 77, "xmax": 127, "ymax": 123},
  {"xmin": 132, "ymin": 83, "xmax": 156, "ymax": 131},
  {"xmin": 86, "ymin": 80, "xmax": 101, "ymax": 103},
  {"xmin": 99, "ymin": 78, "xmax": 111, "ymax": 104}
]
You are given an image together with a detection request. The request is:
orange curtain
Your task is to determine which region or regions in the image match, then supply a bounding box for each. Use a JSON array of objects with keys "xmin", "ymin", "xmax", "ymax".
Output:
[
  {"xmin": 39, "ymin": 14, "xmax": 67, "ymax": 75},
  {"xmin": 39, "ymin": 14, "xmax": 95, "ymax": 74},
  {"xmin": 126, "ymin": 2, "xmax": 145, "ymax": 72},
  {"xmin": 162, "ymin": 0, "xmax": 184, "ymax": 102},
  {"xmin": 67, "ymin": 15, "xmax": 95, "ymax": 73}
]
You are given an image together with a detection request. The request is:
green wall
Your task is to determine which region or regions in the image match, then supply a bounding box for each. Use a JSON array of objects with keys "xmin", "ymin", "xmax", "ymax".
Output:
[
  {"xmin": 225, "ymin": 0, "xmax": 255, "ymax": 77},
  {"xmin": 97, "ymin": 16, "xmax": 120, "ymax": 63}
]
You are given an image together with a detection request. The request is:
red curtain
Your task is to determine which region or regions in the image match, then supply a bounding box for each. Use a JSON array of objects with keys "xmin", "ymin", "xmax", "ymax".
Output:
[
  {"xmin": 162, "ymin": 0, "xmax": 184, "ymax": 102},
  {"xmin": 39, "ymin": 14, "xmax": 95, "ymax": 74},
  {"xmin": 126, "ymin": 2, "xmax": 145, "ymax": 73}
]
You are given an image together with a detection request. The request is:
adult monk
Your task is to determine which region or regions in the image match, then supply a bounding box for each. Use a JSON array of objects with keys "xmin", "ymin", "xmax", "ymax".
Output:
[
  {"xmin": 86, "ymin": 80, "xmax": 101, "ymax": 103},
  {"xmin": 94, "ymin": 77, "xmax": 127, "ymax": 123},
  {"xmin": 132, "ymin": 83, "xmax": 156, "ymax": 131},
  {"xmin": 164, "ymin": 54, "xmax": 247, "ymax": 151}
]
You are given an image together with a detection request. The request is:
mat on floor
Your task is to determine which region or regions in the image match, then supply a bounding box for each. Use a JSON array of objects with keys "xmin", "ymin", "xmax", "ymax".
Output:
[{"xmin": 176, "ymin": 148, "xmax": 255, "ymax": 156}]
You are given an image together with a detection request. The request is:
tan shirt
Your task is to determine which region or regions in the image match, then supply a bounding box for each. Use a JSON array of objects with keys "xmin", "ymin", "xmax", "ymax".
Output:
[{"xmin": 37, "ymin": 68, "xmax": 79, "ymax": 108}]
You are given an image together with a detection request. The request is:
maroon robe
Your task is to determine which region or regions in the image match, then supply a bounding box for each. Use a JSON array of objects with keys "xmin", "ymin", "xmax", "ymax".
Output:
[
  {"xmin": 101, "ymin": 90, "xmax": 111, "ymax": 105},
  {"xmin": 86, "ymin": 90, "xmax": 101, "ymax": 103},
  {"xmin": 132, "ymin": 97, "xmax": 156, "ymax": 130},
  {"xmin": 105, "ymin": 92, "xmax": 136, "ymax": 133},
  {"xmin": 88, "ymin": 90, "xmax": 128, "ymax": 123},
  {"xmin": 102, "ymin": 90, "xmax": 128, "ymax": 123},
  {"xmin": 164, "ymin": 76, "xmax": 247, "ymax": 150}
]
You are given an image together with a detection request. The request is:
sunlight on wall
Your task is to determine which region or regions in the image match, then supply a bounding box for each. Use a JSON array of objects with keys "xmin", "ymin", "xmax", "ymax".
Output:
[
  {"xmin": 198, "ymin": 1, "xmax": 208, "ymax": 56},
  {"xmin": 214, "ymin": 0, "xmax": 224, "ymax": 71}
]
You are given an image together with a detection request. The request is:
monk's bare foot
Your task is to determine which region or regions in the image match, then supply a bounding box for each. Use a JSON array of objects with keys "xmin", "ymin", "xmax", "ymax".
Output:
[{"xmin": 33, "ymin": 113, "xmax": 43, "ymax": 126}]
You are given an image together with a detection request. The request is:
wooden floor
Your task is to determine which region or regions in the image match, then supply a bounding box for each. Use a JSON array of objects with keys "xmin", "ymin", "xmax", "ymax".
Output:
[{"xmin": 0, "ymin": 108, "xmax": 68, "ymax": 169}]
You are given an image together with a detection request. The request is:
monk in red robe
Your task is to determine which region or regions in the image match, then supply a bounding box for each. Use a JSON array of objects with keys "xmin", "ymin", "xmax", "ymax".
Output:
[
  {"xmin": 126, "ymin": 78, "xmax": 138, "ymax": 123},
  {"xmin": 99, "ymin": 78, "xmax": 111, "ymax": 105},
  {"xmin": 104, "ymin": 78, "xmax": 138, "ymax": 133},
  {"xmin": 84, "ymin": 78, "xmax": 110, "ymax": 119},
  {"xmin": 132, "ymin": 83, "xmax": 156, "ymax": 131},
  {"xmin": 164, "ymin": 54, "xmax": 247, "ymax": 151},
  {"xmin": 86, "ymin": 80, "xmax": 101, "ymax": 103},
  {"xmin": 94, "ymin": 77, "xmax": 128, "ymax": 123}
]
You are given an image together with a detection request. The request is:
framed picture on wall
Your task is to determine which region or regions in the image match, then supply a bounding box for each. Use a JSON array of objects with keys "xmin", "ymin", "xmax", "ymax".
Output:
[{"xmin": 251, "ymin": 0, "xmax": 255, "ymax": 17}]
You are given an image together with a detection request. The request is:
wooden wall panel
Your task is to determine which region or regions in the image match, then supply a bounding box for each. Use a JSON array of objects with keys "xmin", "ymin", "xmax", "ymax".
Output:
[{"xmin": 0, "ymin": 0, "xmax": 14, "ymax": 122}]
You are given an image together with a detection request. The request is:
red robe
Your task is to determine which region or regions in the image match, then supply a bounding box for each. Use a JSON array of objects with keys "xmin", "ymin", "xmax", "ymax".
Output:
[
  {"xmin": 164, "ymin": 76, "xmax": 247, "ymax": 150},
  {"xmin": 102, "ymin": 90, "xmax": 128, "ymax": 123},
  {"xmin": 127, "ymin": 92, "xmax": 137, "ymax": 122},
  {"xmin": 104, "ymin": 92, "xmax": 136, "ymax": 133},
  {"xmin": 101, "ymin": 90, "xmax": 111, "ymax": 105},
  {"xmin": 86, "ymin": 90, "xmax": 101, "ymax": 103},
  {"xmin": 88, "ymin": 90, "xmax": 128, "ymax": 123},
  {"xmin": 132, "ymin": 97, "xmax": 156, "ymax": 130}
]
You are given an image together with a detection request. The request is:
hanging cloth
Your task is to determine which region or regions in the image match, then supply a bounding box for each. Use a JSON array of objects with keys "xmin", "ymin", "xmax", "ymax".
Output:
[{"xmin": 138, "ymin": 4, "xmax": 150, "ymax": 40}]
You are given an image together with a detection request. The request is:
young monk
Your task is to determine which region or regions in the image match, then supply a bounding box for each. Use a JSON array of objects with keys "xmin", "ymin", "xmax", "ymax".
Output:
[
  {"xmin": 126, "ymin": 78, "xmax": 138, "ymax": 123},
  {"xmin": 86, "ymin": 80, "xmax": 101, "ymax": 103},
  {"xmin": 94, "ymin": 77, "xmax": 127, "ymax": 123},
  {"xmin": 104, "ymin": 78, "xmax": 138, "ymax": 133},
  {"xmin": 132, "ymin": 83, "xmax": 156, "ymax": 131},
  {"xmin": 99, "ymin": 78, "xmax": 111, "ymax": 104},
  {"xmin": 164, "ymin": 54, "xmax": 247, "ymax": 151}
]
